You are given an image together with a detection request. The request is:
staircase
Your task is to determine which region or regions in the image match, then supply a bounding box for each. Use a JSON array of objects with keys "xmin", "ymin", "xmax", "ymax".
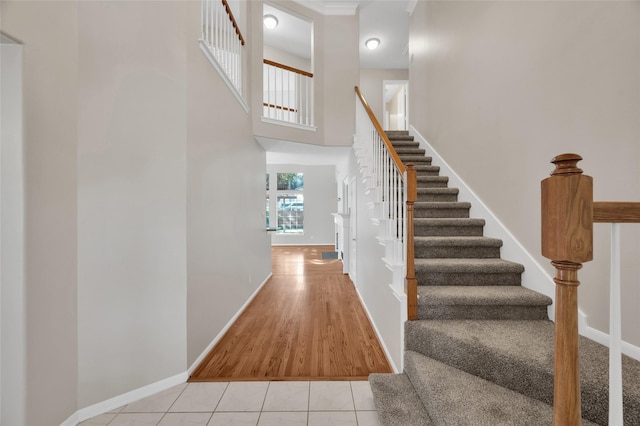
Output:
[{"xmin": 369, "ymin": 131, "xmax": 640, "ymax": 425}]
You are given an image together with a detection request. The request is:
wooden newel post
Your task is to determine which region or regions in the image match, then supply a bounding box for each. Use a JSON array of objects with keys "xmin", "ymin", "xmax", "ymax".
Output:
[
  {"xmin": 406, "ymin": 163, "xmax": 418, "ymax": 321},
  {"xmin": 541, "ymin": 153, "xmax": 593, "ymax": 425}
]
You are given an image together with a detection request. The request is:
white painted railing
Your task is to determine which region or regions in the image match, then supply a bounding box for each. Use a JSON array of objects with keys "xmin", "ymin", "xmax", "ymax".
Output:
[
  {"xmin": 200, "ymin": 0, "xmax": 244, "ymax": 93},
  {"xmin": 263, "ymin": 60, "xmax": 314, "ymax": 127},
  {"xmin": 609, "ymin": 222, "xmax": 623, "ymax": 425},
  {"xmin": 354, "ymin": 87, "xmax": 417, "ymax": 319}
]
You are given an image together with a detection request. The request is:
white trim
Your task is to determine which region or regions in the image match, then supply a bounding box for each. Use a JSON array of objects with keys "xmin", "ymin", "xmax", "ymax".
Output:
[
  {"xmin": 579, "ymin": 312, "xmax": 640, "ymax": 362},
  {"xmin": 409, "ymin": 126, "xmax": 556, "ymax": 318},
  {"xmin": 187, "ymin": 273, "xmax": 273, "ymax": 374},
  {"xmin": 260, "ymin": 116, "xmax": 317, "ymax": 132},
  {"xmin": 291, "ymin": 0, "xmax": 358, "ymax": 16},
  {"xmin": 198, "ymin": 41, "xmax": 250, "ymax": 113},
  {"xmin": 352, "ymin": 284, "xmax": 401, "ymax": 374},
  {"xmin": 65, "ymin": 371, "xmax": 189, "ymax": 426}
]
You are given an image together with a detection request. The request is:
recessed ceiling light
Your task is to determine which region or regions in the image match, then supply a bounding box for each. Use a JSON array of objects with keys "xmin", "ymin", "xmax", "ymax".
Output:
[
  {"xmin": 263, "ymin": 14, "xmax": 279, "ymax": 30},
  {"xmin": 365, "ymin": 38, "xmax": 380, "ymax": 50}
]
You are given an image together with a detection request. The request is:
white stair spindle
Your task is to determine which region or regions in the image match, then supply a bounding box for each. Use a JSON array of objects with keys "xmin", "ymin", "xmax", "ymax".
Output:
[{"xmin": 609, "ymin": 222, "xmax": 624, "ymax": 425}]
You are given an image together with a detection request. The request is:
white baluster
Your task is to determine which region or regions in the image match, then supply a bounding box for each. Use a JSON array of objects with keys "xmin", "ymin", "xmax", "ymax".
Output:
[{"xmin": 610, "ymin": 222, "xmax": 623, "ymax": 425}]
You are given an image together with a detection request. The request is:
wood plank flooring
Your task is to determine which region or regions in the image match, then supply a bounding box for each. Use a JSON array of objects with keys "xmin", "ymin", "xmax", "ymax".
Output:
[{"xmin": 189, "ymin": 245, "xmax": 393, "ymax": 381}]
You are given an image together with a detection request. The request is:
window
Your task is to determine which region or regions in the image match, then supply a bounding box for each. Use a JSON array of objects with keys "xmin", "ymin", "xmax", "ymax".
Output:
[{"xmin": 266, "ymin": 172, "xmax": 304, "ymax": 234}]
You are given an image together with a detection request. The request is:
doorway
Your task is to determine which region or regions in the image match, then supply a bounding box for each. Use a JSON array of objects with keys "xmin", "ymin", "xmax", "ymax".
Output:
[{"xmin": 382, "ymin": 80, "xmax": 408, "ymax": 131}]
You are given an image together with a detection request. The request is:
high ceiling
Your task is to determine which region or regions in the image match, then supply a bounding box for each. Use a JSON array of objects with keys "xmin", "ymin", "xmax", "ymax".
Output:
[{"xmin": 263, "ymin": 0, "xmax": 411, "ymax": 70}]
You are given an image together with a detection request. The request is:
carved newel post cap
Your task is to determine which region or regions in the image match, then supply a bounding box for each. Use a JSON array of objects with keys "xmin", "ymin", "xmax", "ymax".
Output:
[{"xmin": 550, "ymin": 154, "xmax": 583, "ymax": 176}]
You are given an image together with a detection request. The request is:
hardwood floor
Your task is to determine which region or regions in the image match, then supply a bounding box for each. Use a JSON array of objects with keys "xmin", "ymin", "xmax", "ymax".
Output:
[{"xmin": 189, "ymin": 245, "xmax": 393, "ymax": 381}]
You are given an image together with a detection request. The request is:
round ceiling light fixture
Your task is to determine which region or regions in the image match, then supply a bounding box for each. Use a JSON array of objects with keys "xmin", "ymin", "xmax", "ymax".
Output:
[
  {"xmin": 365, "ymin": 38, "xmax": 380, "ymax": 50},
  {"xmin": 263, "ymin": 14, "xmax": 279, "ymax": 30}
]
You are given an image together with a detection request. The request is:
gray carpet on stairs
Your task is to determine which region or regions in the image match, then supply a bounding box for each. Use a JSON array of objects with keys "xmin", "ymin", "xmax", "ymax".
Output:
[
  {"xmin": 368, "ymin": 130, "xmax": 640, "ymax": 425},
  {"xmin": 403, "ymin": 351, "xmax": 600, "ymax": 426}
]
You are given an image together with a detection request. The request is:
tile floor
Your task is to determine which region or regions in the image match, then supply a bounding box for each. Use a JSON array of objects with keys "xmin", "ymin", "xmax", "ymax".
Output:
[{"xmin": 80, "ymin": 380, "xmax": 382, "ymax": 426}]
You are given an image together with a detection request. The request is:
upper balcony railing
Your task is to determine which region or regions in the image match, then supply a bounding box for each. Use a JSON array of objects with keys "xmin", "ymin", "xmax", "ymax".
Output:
[
  {"xmin": 200, "ymin": 0, "xmax": 245, "ymax": 105},
  {"xmin": 263, "ymin": 59, "xmax": 314, "ymax": 128}
]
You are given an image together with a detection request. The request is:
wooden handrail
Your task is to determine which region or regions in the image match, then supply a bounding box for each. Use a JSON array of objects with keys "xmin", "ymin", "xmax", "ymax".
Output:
[
  {"xmin": 263, "ymin": 102, "xmax": 297, "ymax": 113},
  {"xmin": 263, "ymin": 59, "xmax": 313, "ymax": 78},
  {"xmin": 541, "ymin": 152, "xmax": 640, "ymax": 425},
  {"xmin": 593, "ymin": 202, "xmax": 640, "ymax": 223},
  {"xmin": 354, "ymin": 86, "xmax": 406, "ymax": 175},
  {"xmin": 222, "ymin": 0, "xmax": 245, "ymax": 46}
]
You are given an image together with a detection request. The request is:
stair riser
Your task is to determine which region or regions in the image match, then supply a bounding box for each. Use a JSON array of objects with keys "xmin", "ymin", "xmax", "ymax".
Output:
[
  {"xmin": 416, "ymin": 193, "xmax": 458, "ymax": 202},
  {"xmin": 417, "ymin": 305, "xmax": 549, "ymax": 321},
  {"xmin": 414, "ymin": 169, "xmax": 441, "ymax": 177},
  {"xmin": 415, "ymin": 271, "xmax": 522, "ymax": 286},
  {"xmin": 413, "ymin": 224, "xmax": 484, "ymax": 237},
  {"xmin": 414, "ymin": 208, "xmax": 470, "ymax": 219},
  {"xmin": 414, "ymin": 245, "xmax": 500, "ymax": 259}
]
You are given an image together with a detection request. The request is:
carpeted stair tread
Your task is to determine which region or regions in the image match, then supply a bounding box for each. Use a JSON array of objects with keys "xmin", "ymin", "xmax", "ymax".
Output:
[
  {"xmin": 414, "ymin": 218, "xmax": 485, "ymax": 236},
  {"xmin": 395, "ymin": 147, "xmax": 426, "ymax": 156},
  {"xmin": 414, "ymin": 258, "xmax": 524, "ymax": 273},
  {"xmin": 389, "ymin": 140, "xmax": 420, "ymax": 148},
  {"xmin": 369, "ymin": 373, "xmax": 434, "ymax": 426},
  {"xmin": 418, "ymin": 285, "xmax": 550, "ymax": 306},
  {"xmin": 412, "ymin": 165, "xmax": 441, "ymax": 176},
  {"xmin": 414, "ymin": 236, "xmax": 502, "ymax": 258},
  {"xmin": 405, "ymin": 320, "xmax": 640, "ymax": 425},
  {"xmin": 398, "ymin": 155, "xmax": 433, "ymax": 164},
  {"xmin": 417, "ymin": 286, "xmax": 551, "ymax": 320},
  {"xmin": 404, "ymin": 351, "xmax": 600, "ymax": 426},
  {"xmin": 416, "ymin": 176, "xmax": 449, "ymax": 188},
  {"xmin": 414, "ymin": 202, "xmax": 471, "ymax": 218},
  {"xmin": 416, "ymin": 188, "xmax": 459, "ymax": 202}
]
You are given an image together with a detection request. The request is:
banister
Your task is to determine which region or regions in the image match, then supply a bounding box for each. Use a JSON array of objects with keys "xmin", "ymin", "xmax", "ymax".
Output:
[
  {"xmin": 541, "ymin": 153, "xmax": 592, "ymax": 426},
  {"xmin": 354, "ymin": 86, "xmax": 406, "ymax": 175},
  {"xmin": 264, "ymin": 59, "xmax": 313, "ymax": 78},
  {"xmin": 221, "ymin": 0, "xmax": 245, "ymax": 46},
  {"xmin": 593, "ymin": 202, "xmax": 640, "ymax": 223},
  {"xmin": 541, "ymin": 153, "xmax": 640, "ymax": 425}
]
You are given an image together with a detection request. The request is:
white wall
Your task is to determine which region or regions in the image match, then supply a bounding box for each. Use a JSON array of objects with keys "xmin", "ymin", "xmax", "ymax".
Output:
[
  {"xmin": 1, "ymin": 2, "xmax": 80, "ymax": 424},
  {"xmin": 76, "ymin": 1, "xmax": 188, "ymax": 407},
  {"xmin": 1, "ymin": 0, "xmax": 274, "ymax": 421},
  {"xmin": 186, "ymin": 0, "xmax": 272, "ymax": 367},
  {"xmin": 268, "ymin": 164, "xmax": 338, "ymax": 245},
  {"xmin": 263, "ymin": 45, "xmax": 311, "ymax": 74},
  {"xmin": 409, "ymin": 1, "xmax": 640, "ymax": 346},
  {"xmin": 1, "ymin": 35, "xmax": 25, "ymax": 426}
]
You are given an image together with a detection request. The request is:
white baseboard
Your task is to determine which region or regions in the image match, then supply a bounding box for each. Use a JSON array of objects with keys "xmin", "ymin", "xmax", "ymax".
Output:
[
  {"xmin": 64, "ymin": 371, "xmax": 188, "ymax": 426},
  {"xmin": 188, "ymin": 272, "xmax": 273, "ymax": 374},
  {"xmin": 408, "ymin": 126, "xmax": 556, "ymax": 317},
  {"xmin": 579, "ymin": 311, "xmax": 640, "ymax": 361},
  {"xmin": 62, "ymin": 273, "xmax": 273, "ymax": 426}
]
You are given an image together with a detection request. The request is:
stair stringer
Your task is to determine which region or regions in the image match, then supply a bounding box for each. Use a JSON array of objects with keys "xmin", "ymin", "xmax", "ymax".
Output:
[{"xmin": 408, "ymin": 125, "xmax": 556, "ymax": 320}]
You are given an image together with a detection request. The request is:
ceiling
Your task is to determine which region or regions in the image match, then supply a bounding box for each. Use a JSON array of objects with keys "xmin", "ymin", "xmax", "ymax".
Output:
[{"xmin": 263, "ymin": 0, "xmax": 411, "ymax": 70}]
